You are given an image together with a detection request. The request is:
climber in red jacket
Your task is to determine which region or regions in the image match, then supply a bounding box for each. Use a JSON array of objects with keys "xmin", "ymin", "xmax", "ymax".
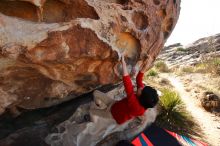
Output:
[{"xmin": 90, "ymin": 54, "xmax": 159, "ymax": 125}]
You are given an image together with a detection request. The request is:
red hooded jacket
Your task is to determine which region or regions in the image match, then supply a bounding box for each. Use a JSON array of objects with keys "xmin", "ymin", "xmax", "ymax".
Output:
[{"xmin": 111, "ymin": 72, "xmax": 146, "ymax": 124}]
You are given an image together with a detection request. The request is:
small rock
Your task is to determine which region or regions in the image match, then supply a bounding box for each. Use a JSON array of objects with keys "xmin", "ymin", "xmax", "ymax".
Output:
[
  {"xmin": 185, "ymin": 88, "xmax": 191, "ymax": 92},
  {"xmin": 194, "ymin": 90, "xmax": 199, "ymax": 93},
  {"xmin": 201, "ymin": 91, "xmax": 220, "ymax": 112}
]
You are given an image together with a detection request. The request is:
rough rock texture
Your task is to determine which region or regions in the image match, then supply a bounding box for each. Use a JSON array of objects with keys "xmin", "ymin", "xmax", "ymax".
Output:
[
  {"xmin": 0, "ymin": 0, "xmax": 180, "ymax": 114},
  {"xmin": 158, "ymin": 33, "xmax": 220, "ymax": 67}
]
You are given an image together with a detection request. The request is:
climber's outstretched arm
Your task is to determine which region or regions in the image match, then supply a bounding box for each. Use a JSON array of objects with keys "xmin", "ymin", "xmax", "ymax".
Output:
[
  {"xmin": 121, "ymin": 54, "xmax": 134, "ymax": 97},
  {"xmin": 121, "ymin": 54, "xmax": 129, "ymax": 76},
  {"xmin": 136, "ymin": 55, "xmax": 154, "ymax": 96}
]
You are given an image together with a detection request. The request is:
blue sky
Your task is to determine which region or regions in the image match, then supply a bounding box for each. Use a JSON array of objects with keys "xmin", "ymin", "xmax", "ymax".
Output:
[{"xmin": 166, "ymin": 0, "xmax": 220, "ymax": 46}]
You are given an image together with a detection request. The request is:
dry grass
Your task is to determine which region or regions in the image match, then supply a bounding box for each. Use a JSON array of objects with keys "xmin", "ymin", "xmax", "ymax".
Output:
[
  {"xmin": 155, "ymin": 61, "xmax": 170, "ymax": 72},
  {"xmin": 170, "ymin": 57, "xmax": 220, "ymax": 76},
  {"xmin": 181, "ymin": 66, "xmax": 195, "ymax": 73},
  {"xmin": 194, "ymin": 57, "xmax": 220, "ymax": 75}
]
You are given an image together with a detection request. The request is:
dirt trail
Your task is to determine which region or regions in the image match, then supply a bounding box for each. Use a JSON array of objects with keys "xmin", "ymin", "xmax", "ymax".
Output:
[{"xmin": 160, "ymin": 73, "xmax": 220, "ymax": 146}]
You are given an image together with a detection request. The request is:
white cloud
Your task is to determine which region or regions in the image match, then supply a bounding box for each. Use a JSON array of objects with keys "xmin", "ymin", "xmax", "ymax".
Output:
[{"xmin": 166, "ymin": 0, "xmax": 220, "ymax": 46}]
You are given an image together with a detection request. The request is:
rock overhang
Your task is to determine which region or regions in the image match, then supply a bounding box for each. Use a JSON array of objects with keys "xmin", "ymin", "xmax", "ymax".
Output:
[{"xmin": 0, "ymin": 0, "xmax": 181, "ymax": 113}]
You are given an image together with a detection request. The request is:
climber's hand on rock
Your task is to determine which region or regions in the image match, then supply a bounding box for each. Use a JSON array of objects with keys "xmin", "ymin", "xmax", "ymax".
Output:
[
  {"xmin": 131, "ymin": 66, "xmax": 137, "ymax": 76},
  {"xmin": 121, "ymin": 53, "xmax": 125, "ymax": 63},
  {"xmin": 121, "ymin": 53, "xmax": 129, "ymax": 76}
]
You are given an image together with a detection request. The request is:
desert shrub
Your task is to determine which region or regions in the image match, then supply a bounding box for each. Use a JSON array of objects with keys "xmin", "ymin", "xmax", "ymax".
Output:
[
  {"xmin": 155, "ymin": 61, "xmax": 170, "ymax": 72},
  {"xmin": 211, "ymin": 58, "xmax": 220, "ymax": 75},
  {"xmin": 147, "ymin": 69, "xmax": 158, "ymax": 77},
  {"xmin": 194, "ymin": 63, "xmax": 208, "ymax": 73},
  {"xmin": 195, "ymin": 57, "xmax": 220, "ymax": 75},
  {"xmin": 170, "ymin": 66, "xmax": 182, "ymax": 75},
  {"xmin": 181, "ymin": 66, "xmax": 194, "ymax": 73},
  {"xmin": 176, "ymin": 47, "xmax": 187, "ymax": 52},
  {"xmin": 159, "ymin": 78, "xmax": 171, "ymax": 86},
  {"xmin": 156, "ymin": 88, "xmax": 202, "ymax": 138},
  {"xmin": 213, "ymin": 58, "xmax": 220, "ymax": 66}
]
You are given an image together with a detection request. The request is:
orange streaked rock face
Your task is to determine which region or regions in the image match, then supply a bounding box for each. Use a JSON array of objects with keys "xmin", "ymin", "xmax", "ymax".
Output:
[{"xmin": 0, "ymin": 0, "xmax": 180, "ymax": 114}]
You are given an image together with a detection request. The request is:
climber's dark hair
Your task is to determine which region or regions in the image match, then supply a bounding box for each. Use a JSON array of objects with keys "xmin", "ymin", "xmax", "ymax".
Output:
[{"xmin": 138, "ymin": 86, "xmax": 159, "ymax": 109}]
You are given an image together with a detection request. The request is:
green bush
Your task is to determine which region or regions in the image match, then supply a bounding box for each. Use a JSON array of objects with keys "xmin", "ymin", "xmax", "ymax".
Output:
[
  {"xmin": 158, "ymin": 89, "xmax": 187, "ymax": 126},
  {"xmin": 147, "ymin": 69, "xmax": 158, "ymax": 76},
  {"xmin": 155, "ymin": 61, "xmax": 170, "ymax": 72},
  {"xmin": 156, "ymin": 88, "xmax": 202, "ymax": 138}
]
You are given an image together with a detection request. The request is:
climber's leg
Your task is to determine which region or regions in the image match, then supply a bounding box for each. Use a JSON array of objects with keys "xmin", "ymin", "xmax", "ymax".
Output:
[
  {"xmin": 89, "ymin": 108, "xmax": 112, "ymax": 122},
  {"xmin": 93, "ymin": 90, "xmax": 114, "ymax": 109}
]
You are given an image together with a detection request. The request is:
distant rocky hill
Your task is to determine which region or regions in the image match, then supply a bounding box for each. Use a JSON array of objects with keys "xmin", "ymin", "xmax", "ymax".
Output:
[{"xmin": 158, "ymin": 33, "xmax": 220, "ymax": 67}]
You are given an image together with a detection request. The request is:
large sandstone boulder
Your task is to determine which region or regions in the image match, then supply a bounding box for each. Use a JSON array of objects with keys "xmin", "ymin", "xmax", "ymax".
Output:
[{"xmin": 0, "ymin": 0, "xmax": 180, "ymax": 114}]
